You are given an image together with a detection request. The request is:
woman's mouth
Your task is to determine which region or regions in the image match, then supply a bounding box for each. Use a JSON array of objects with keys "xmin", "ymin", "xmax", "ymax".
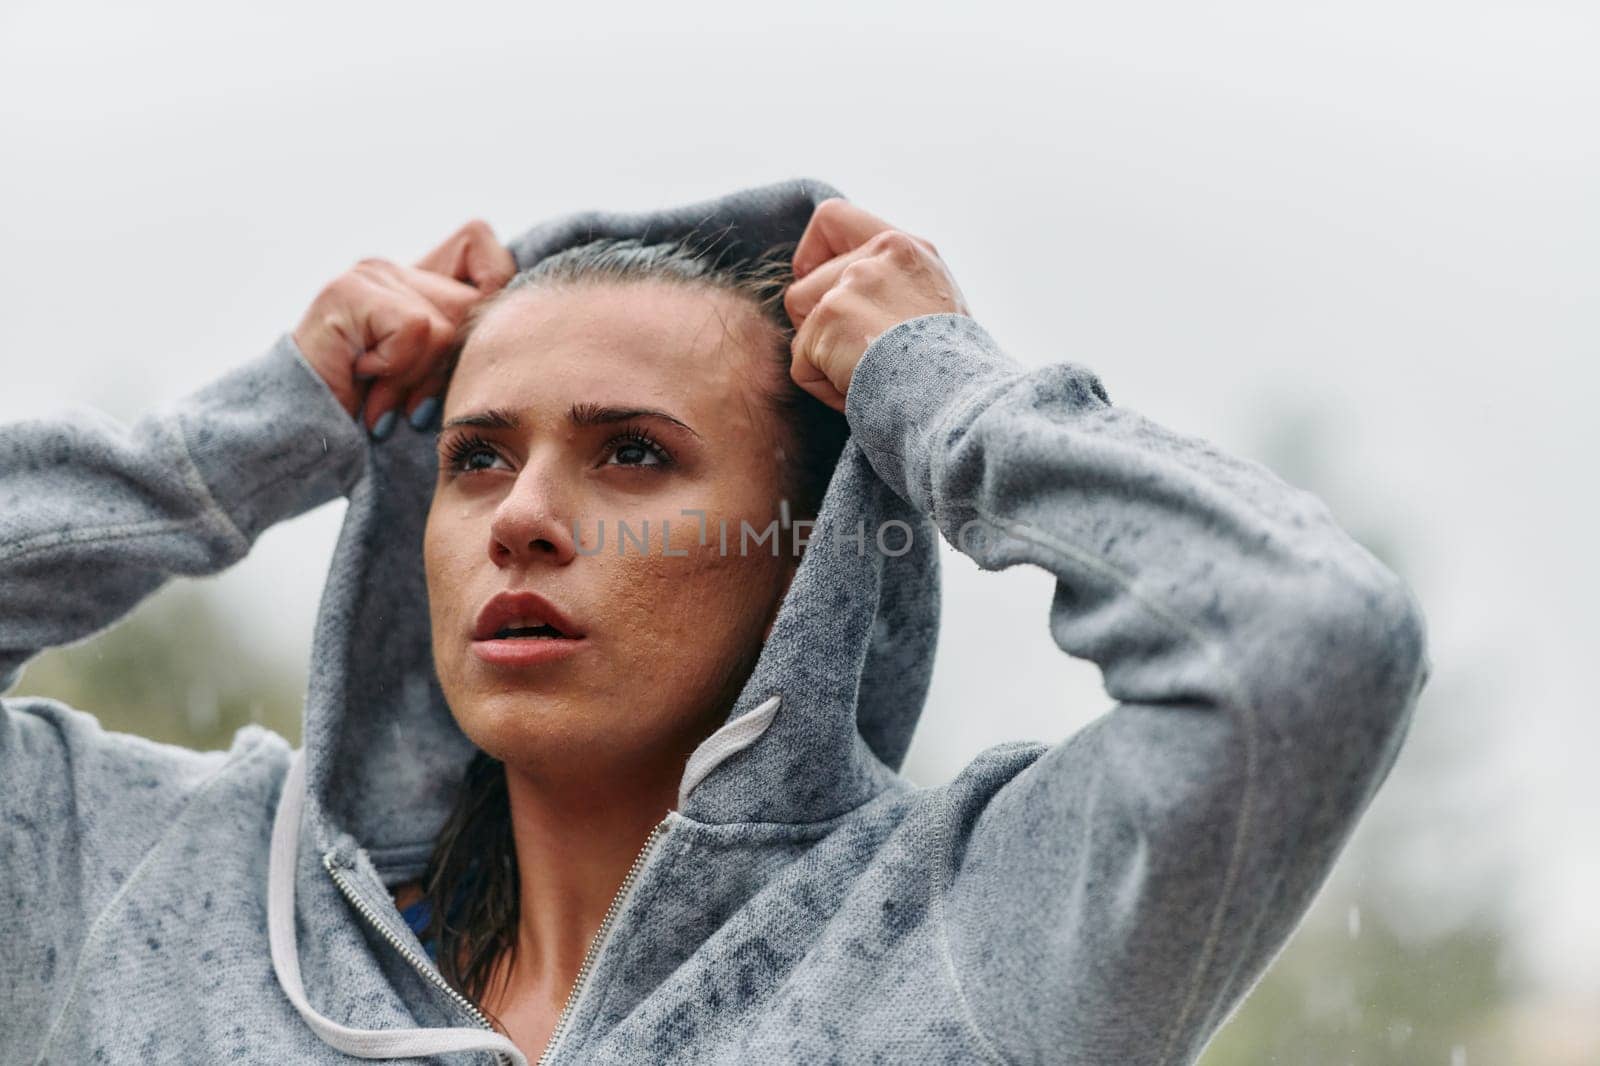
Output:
[
  {"xmin": 472, "ymin": 629, "xmax": 587, "ymax": 667},
  {"xmin": 471, "ymin": 590, "xmax": 589, "ymax": 666},
  {"xmin": 492, "ymin": 623, "xmax": 567, "ymax": 639},
  {"xmin": 473, "ymin": 590, "xmax": 586, "ymax": 641}
]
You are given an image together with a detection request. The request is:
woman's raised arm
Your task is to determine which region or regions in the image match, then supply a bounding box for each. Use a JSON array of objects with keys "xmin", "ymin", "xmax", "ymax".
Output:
[
  {"xmin": 843, "ymin": 310, "xmax": 1430, "ymax": 1064},
  {"xmin": 0, "ymin": 219, "xmax": 514, "ymax": 693},
  {"xmin": 0, "ymin": 334, "xmax": 369, "ymax": 692},
  {"xmin": 788, "ymin": 198, "xmax": 1429, "ymax": 1062}
]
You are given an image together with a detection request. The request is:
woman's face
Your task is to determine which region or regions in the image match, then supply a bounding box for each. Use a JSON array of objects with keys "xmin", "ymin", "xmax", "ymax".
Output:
[{"xmin": 424, "ymin": 280, "xmax": 800, "ymax": 786}]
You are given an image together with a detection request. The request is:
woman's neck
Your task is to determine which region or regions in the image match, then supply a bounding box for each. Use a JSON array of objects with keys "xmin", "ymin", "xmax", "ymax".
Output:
[{"xmin": 481, "ymin": 753, "xmax": 683, "ymax": 1022}]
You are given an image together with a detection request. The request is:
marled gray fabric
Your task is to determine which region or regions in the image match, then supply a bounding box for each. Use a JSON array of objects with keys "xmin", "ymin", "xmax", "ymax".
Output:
[{"xmin": 0, "ymin": 177, "xmax": 1430, "ymax": 1064}]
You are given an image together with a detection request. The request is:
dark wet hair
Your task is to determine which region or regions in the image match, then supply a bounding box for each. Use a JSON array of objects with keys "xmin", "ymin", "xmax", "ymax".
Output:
[{"xmin": 413, "ymin": 235, "xmax": 848, "ymax": 1027}]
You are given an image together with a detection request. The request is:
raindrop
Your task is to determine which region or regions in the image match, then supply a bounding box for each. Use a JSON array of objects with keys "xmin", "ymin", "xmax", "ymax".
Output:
[
  {"xmin": 1346, "ymin": 904, "xmax": 1361, "ymax": 939},
  {"xmin": 1450, "ymin": 1046, "xmax": 1467, "ymax": 1066}
]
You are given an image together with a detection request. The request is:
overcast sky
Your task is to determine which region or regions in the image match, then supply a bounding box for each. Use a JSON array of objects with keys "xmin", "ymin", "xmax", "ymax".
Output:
[{"xmin": 3, "ymin": 0, "xmax": 1594, "ymax": 999}]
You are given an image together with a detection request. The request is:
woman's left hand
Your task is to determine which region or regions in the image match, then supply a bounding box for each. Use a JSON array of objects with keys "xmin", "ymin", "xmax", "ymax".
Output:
[{"xmin": 784, "ymin": 198, "xmax": 971, "ymax": 412}]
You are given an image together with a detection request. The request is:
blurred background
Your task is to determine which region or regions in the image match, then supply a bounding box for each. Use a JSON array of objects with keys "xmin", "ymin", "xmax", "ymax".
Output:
[{"xmin": 2, "ymin": 1, "xmax": 1594, "ymax": 1061}]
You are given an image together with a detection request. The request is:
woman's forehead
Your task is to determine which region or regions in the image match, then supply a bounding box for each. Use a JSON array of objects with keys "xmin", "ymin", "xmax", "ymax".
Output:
[
  {"xmin": 472, "ymin": 282, "xmax": 762, "ymax": 369},
  {"xmin": 447, "ymin": 281, "xmax": 781, "ymax": 429}
]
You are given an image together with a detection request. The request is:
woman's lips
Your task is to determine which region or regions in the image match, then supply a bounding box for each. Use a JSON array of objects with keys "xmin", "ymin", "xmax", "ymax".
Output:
[
  {"xmin": 471, "ymin": 635, "xmax": 588, "ymax": 667},
  {"xmin": 474, "ymin": 589, "xmax": 585, "ymax": 641}
]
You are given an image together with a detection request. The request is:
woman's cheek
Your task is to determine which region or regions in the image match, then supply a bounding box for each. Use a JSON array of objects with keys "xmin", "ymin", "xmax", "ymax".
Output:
[{"xmin": 597, "ymin": 530, "xmax": 779, "ymax": 686}]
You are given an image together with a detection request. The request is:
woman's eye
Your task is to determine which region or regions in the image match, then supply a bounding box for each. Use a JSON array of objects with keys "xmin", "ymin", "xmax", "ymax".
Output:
[
  {"xmin": 460, "ymin": 447, "xmax": 505, "ymax": 472},
  {"xmin": 441, "ymin": 437, "xmax": 507, "ymax": 475},
  {"xmin": 442, "ymin": 431, "xmax": 672, "ymax": 476},
  {"xmin": 605, "ymin": 432, "xmax": 673, "ymax": 469}
]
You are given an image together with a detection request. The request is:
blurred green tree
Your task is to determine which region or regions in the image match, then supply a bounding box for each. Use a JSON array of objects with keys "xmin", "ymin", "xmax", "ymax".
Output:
[{"xmin": 7, "ymin": 578, "xmax": 304, "ymax": 750}]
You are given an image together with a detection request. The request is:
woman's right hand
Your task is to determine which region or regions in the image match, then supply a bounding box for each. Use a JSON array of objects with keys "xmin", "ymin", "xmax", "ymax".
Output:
[{"xmin": 293, "ymin": 220, "xmax": 517, "ymax": 437}]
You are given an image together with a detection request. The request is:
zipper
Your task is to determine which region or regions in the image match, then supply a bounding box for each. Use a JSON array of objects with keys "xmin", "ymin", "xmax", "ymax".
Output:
[
  {"xmin": 536, "ymin": 816, "xmax": 672, "ymax": 1066},
  {"xmin": 321, "ymin": 850, "xmax": 511, "ymax": 1066}
]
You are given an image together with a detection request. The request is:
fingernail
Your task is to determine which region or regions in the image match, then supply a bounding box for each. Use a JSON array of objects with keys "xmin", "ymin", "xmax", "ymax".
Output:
[
  {"xmin": 409, "ymin": 396, "xmax": 440, "ymax": 431},
  {"xmin": 371, "ymin": 409, "xmax": 397, "ymax": 441}
]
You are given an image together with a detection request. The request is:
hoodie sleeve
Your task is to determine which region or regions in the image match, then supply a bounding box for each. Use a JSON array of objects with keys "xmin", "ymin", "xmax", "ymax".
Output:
[
  {"xmin": 0, "ymin": 331, "xmax": 368, "ymax": 693},
  {"xmin": 843, "ymin": 313, "xmax": 1430, "ymax": 1065}
]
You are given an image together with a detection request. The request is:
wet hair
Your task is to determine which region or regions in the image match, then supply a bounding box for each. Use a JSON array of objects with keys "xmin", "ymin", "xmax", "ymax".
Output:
[{"xmin": 412, "ymin": 235, "xmax": 849, "ymax": 1027}]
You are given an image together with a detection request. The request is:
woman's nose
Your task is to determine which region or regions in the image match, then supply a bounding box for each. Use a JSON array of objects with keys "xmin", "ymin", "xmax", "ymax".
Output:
[{"xmin": 487, "ymin": 463, "xmax": 579, "ymax": 567}]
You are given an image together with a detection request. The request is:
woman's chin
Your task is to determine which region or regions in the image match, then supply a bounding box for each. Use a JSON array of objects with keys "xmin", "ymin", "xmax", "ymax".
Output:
[{"xmin": 446, "ymin": 688, "xmax": 579, "ymax": 751}]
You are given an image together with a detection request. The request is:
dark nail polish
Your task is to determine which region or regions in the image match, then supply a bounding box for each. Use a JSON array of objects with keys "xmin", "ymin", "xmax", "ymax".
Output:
[
  {"xmin": 409, "ymin": 396, "xmax": 440, "ymax": 431},
  {"xmin": 371, "ymin": 409, "xmax": 397, "ymax": 441}
]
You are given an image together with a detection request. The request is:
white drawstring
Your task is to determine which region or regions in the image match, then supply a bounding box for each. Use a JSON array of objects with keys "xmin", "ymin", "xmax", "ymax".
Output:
[
  {"xmin": 268, "ymin": 747, "xmax": 529, "ymax": 1065},
  {"xmin": 678, "ymin": 694, "xmax": 783, "ymax": 809}
]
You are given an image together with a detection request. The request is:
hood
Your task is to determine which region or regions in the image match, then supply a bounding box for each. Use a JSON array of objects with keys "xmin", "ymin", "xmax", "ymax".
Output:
[{"xmin": 296, "ymin": 176, "xmax": 942, "ymax": 876}]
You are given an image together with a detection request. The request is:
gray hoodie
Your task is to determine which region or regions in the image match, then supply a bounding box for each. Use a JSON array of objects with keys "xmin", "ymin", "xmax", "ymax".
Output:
[{"xmin": 0, "ymin": 178, "xmax": 1430, "ymax": 1065}]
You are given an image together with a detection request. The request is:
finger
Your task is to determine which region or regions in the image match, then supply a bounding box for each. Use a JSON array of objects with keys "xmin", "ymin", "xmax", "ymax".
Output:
[
  {"xmin": 460, "ymin": 226, "xmax": 516, "ymax": 293},
  {"xmin": 392, "ymin": 263, "xmax": 485, "ymax": 324},
  {"xmin": 351, "ymin": 375, "xmax": 375, "ymax": 419},
  {"xmin": 401, "ymin": 363, "xmax": 453, "ymax": 430},
  {"xmin": 294, "ymin": 319, "xmax": 367, "ymax": 417},
  {"xmin": 353, "ymin": 329, "xmax": 448, "ymax": 412},
  {"xmin": 791, "ymin": 358, "xmax": 846, "ymax": 413},
  {"xmin": 356, "ymin": 259, "xmax": 480, "ymax": 325},
  {"xmin": 354, "ymin": 299, "xmax": 456, "ymax": 433},
  {"xmin": 788, "ymin": 297, "xmax": 848, "ymax": 413},
  {"xmin": 361, "ymin": 379, "xmax": 410, "ymax": 437},
  {"xmin": 316, "ymin": 370, "xmax": 364, "ymax": 422},
  {"xmin": 783, "ymin": 240, "xmax": 876, "ymax": 327},
  {"xmin": 415, "ymin": 219, "xmax": 517, "ymax": 293},
  {"xmin": 351, "ymin": 295, "xmax": 441, "ymax": 376},
  {"xmin": 792, "ymin": 198, "xmax": 897, "ymax": 280}
]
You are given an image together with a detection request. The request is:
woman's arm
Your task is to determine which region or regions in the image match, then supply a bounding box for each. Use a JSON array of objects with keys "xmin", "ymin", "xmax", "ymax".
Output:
[
  {"xmin": 790, "ymin": 199, "xmax": 1428, "ymax": 1061},
  {"xmin": 0, "ymin": 219, "xmax": 515, "ymax": 693},
  {"xmin": 845, "ymin": 311, "xmax": 1429, "ymax": 1064},
  {"xmin": 0, "ymin": 334, "xmax": 368, "ymax": 692}
]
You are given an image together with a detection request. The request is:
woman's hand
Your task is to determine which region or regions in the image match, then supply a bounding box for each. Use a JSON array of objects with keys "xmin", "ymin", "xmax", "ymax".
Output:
[
  {"xmin": 783, "ymin": 198, "xmax": 971, "ymax": 413},
  {"xmin": 293, "ymin": 220, "xmax": 517, "ymax": 437}
]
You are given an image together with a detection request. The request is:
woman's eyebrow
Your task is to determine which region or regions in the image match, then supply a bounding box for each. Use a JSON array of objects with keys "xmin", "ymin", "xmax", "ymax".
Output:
[
  {"xmin": 570, "ymin": 402, "xmax": 702, "ymax": 440},
  {"xmin": 441, "ymin": 407, "xmax": 519, "ymax": 432},
  {"xmin": 442, "ymin": 403, "xmax": 701, "ymax": 439}
]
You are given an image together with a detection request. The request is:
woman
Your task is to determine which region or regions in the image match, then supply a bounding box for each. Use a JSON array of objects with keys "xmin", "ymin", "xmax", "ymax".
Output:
[{"xmin": 0, "ymin": 178, "xmax": 1430, "ymax": 1065}]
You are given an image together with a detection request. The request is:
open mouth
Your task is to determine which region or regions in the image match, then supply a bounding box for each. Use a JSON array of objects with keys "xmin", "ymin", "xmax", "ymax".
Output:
[
  {"xmin": 490, "ymin": 624, "xmax": 572, "ymax": 640},
  {"xmin": 472, "ymin": 615, "xmax": 588, "ymax": 666},
  {"xmin": 473, "ymin": 590, "xmax": 587, "ymax": 647}
]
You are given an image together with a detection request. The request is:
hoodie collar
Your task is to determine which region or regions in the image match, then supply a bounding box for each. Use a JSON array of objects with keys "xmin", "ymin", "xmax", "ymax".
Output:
[{"xmin": 296, "ymin": 177, "xmax": 942, "ymax": 871}]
